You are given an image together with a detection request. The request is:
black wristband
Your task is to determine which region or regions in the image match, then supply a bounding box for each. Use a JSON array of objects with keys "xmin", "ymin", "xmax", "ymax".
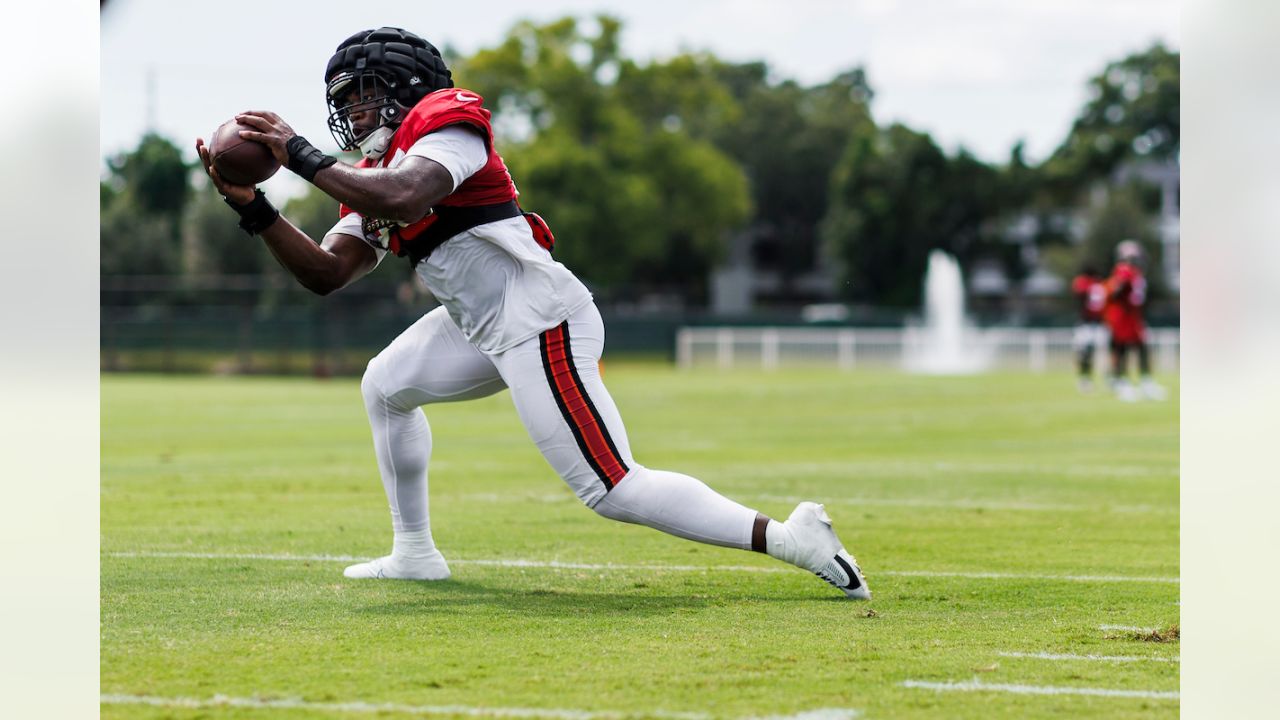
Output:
[
  {"xmin": 224, "ymin": 189, "xmax": 280, "ymax": 235},
  {"xmin": 286, "ymin": 135, "xmax": 337, "ymax": 182}
]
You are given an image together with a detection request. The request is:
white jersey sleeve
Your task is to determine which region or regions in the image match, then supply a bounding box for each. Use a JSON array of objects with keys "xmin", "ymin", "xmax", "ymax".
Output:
[
  {"xmin": 326, "ymin": 211, "xmax": 388, "ymax": 267},
  {"xmin": 406, "ymin": 125, "xmax": 489, "ymax": 191}
]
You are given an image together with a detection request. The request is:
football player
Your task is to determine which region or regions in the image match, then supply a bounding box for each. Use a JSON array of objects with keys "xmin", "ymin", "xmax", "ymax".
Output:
[
  {"xmin": 195, "ymin": 28, "xmax": 869, "ymax": 598},
  {"xmin": 1069, "ymin": 263, "xmax": 1107, "ymax": 392},
  {"xmin": 1104, "ymin": 240, "xmax": 1166, "ymax": 401}
]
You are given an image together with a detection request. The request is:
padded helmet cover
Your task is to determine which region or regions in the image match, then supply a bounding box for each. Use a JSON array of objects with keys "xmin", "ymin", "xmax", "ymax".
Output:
[
  {"xmin": 324, "ymin": 27, "xmax": 453, "ymax": 154},
  {"xmin": 326, "ymin": 27, "xmax": 453, "ymax": 106}
]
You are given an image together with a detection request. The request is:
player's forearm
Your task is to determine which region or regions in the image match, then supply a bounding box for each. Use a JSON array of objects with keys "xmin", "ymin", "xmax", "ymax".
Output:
[
  {"xmin": 259, "ymin": 218, "xmax": 348, "ymax": 296},
  {"xmin": 312, "ymin": 162, "xmax": 450, "ymax": 225}
]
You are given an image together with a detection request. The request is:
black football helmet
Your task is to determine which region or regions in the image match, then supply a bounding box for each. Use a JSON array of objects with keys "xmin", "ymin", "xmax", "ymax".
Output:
[{"xmin": 324, "ymin": 27, "xmax": 453, "ymax": 159}]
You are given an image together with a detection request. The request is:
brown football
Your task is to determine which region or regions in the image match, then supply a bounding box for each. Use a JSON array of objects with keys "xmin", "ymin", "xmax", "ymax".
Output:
[{"xmin": 209, "ymin": 119, "xmax": 281, "ymax": 186}]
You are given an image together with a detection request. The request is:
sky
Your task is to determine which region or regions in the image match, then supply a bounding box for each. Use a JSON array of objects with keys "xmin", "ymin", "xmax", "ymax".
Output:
[{"xmin": 100, "ymin": 0, "xmax": 1178, "ymax": 198}]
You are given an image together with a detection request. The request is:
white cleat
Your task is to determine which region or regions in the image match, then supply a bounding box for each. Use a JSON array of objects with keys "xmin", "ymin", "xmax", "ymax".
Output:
[
  {"xmin": 1113, "ymin": 380, "xmax": 1140, "ymax": 403},
  {"xmin": 1141, "ymin": 378, "xmax": 1167, "ymax": 401},
  {"xmin": 342, "ymin": 549, "xmax": 451, "ymax": 581},
  {"xmin": 785, "ymin": 502, "xmax": 871, "ymax": 600}
]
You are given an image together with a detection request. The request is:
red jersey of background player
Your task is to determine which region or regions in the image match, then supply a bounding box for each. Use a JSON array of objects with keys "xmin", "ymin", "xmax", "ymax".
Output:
[
  {"xmin": 338, "ymin": 88, "xmax": 518, "ymax": 255},
  {"xmin": 1104, "ymin": 261, "xmax": 1148, "ymax": 343},
  {"xmin": 1071, "ymin": 273, "xmax": 1107, "ymax": 322}
]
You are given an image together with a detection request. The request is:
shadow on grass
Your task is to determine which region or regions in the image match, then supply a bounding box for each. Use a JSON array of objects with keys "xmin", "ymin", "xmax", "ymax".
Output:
[{"xmin": 349, "ymin": 578, "xmax": 841, "ymax": 617}]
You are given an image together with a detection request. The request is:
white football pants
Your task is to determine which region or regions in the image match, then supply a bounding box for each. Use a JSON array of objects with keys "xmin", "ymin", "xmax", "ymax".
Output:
[{"xmin": 360, "ymin": 302, "xmax": 760, "ymax": 549}]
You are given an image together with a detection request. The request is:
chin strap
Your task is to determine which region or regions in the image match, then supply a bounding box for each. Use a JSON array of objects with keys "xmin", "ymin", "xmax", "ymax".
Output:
[
  {"xmin": 357, "ymin": 126, "xmax": 395, "ymax": 161},
  {"xmin": 285, "ymin": 135, "xmax": 337, "ymax": 182}
]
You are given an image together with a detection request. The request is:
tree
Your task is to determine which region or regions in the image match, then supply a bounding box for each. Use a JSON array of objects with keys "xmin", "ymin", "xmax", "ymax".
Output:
[
  {"xmin": 667, "ymin": 63, "xmax": 875, "ymax": 298},
  {"xmin": 101, "ymin": 191, "xmax": 183, "ymax": 276},
  {"xmin": 821, "ymin": 124, "xmax": 1001, "ymax": 307},
  {"xmin": 101, "ymin": 133, "xmax": 192, "ymax": 276},
  {"xmin": 106, "ymin": 133, "xmax": 192, "ymax": 218},
  {"xmin": 454, "ymin": 16, "xmax": 751, "ymax": 300},
  {"xmin": 1044, "ymin": 43, "xmax": 1179, "ymax": 188}
]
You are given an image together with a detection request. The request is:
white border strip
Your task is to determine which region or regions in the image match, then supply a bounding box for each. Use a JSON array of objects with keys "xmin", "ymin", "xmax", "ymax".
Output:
[
  {"xmin": 998, "ymin": 651, "xmax": 1179, "ymax": 663},
  {"xmin": 900, "ymin": 680, "xmax": 1178, "ymax": 700},
  {"xmin": 100, "ymin": 694, "xmax": 707, "ymax": 719},
  {"xmin": 1099, "ymin": 624, "xmax": 1162, "ymax": 633},
  {"xmin": 104, "ymin": 551, "xmax": 1180, "ymax": 584}
]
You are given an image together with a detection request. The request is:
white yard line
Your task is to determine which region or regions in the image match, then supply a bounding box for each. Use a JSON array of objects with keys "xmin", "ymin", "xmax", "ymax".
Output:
[
  {"xmin": 998, "ymin": 651, "xmax": 1179, "ymax": 663},
  {"xmin": 100, "ymin": 694, "xmax": 710, "ymax": 719},
  {"xmin": 729, "ymin": 460, "xmax": 1175, "ymax": 480},
  {"xmin": 1099, "ymin": 624, "xmax": 1163, "ymax": 633},
  {"xmin": 100, "ymin": 694, "xmax": 856, "ymax": 720},
  {"xmin": 750, "ymin": 494, "xmax": 1174, "ymax": 515},
  {"xmin": 747, "ymin": 711, "xmax": 860, "ymax": 720},
  {"xmin": 900, "ymin": 680, "xmax": 1178, "ymax": 700},
  {"xmin": 105, "ymin": 551, "xmax": 1180, "ymax": 584},
  {"xmin": 879, "ymin": 570, "xmax": 1178, "ymax": 584}
]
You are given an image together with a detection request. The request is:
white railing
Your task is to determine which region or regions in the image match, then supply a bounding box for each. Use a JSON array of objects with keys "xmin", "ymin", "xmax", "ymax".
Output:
[{"xmin": 675, "ymin": 326, "xmax": 1180, "ymax": 373}]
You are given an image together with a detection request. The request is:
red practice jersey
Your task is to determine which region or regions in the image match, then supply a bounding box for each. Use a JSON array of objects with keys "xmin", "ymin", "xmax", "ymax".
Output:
[
  {"xmin": 338, "ymin": 88, "xmax": 519, "ymax": 256},
  {"xmin": 1071, "ymin": 274, "xmax": 1107, "ymax": 322},
  {"xmin": 1104, "ymin": 262, "xmax": 1148, "ymax": 343}
]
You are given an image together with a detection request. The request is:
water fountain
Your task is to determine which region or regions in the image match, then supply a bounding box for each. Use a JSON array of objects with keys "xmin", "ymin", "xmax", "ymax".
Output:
[{"xmin": 903, "ymin": 250, "xmax": 991, "ymax": 374}]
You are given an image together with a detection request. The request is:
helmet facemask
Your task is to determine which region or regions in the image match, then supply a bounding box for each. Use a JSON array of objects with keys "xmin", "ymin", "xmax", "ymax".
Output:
[{"xmin": 326, "ymin": 71, "xmax": 407, "ymax": 161}]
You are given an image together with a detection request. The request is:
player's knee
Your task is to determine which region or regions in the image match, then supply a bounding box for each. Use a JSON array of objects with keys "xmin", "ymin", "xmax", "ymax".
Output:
[
  {"xmin": 361, "ymin": 357, "xmax": 388, "ymax": 407},
  {"xmin": 586, "ymin": 467, "xmax": 646, "ymax": 521},
  {"xmin": 590, "ymin": 489, "xmax": 635, "ymax": 524}
]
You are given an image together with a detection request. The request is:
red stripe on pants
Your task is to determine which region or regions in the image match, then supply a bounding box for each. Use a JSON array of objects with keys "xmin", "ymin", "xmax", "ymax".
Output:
[{"xmin": 543, "ymin": 325, "xmax": 629, "ymax": 486}]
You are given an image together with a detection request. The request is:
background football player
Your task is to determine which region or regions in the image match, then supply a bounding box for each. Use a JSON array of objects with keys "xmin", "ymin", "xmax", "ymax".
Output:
[
  {"xmin": 194, "ymin": 27, "xmax": 870, "ymax": 598},
  {"xmin": 1104, "ymin": 240, "xmax": 1166, "ymax": 401},
  {"xmin": 1069, "ymin": 263, "xmax": 1108, "ymax": 392}
]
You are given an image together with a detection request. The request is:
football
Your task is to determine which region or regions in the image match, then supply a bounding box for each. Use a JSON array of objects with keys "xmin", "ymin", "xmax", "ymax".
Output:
[{"xmin": 209, "ymin": 119, "xmax": 281, "ymax": 186}]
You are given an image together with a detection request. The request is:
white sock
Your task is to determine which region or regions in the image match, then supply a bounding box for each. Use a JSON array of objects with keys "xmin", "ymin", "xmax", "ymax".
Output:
[
  {"xmin": 391, "ymin": 529, "xmax": 436, "ymax": 566},
  {"xmin": 764, "ymin": 520, "xmax": 802, "ymax": 566},
  {"xmin": 593, "ymin": 468, "xmax": 758, "ymax": 549}
]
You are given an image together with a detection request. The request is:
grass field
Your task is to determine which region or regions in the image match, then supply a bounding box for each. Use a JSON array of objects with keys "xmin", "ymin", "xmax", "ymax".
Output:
[{"xmin": 101, "ymin": 364, "xmax": 1179, "ymax": 719}]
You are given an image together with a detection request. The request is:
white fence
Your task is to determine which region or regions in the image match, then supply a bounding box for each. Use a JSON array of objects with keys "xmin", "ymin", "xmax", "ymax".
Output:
[{"xmin": 675, "ymin": 326, "xmax": 1180, "ymax": 373}]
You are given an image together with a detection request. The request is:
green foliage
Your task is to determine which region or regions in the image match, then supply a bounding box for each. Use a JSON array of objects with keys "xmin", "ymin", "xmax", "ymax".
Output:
[
  {"xmin": 822, "ymin": 124, "xmax": 1002, "ymax": 306},
  {"xmin": 101, "ymin": 134, "xmax": 194, "ymax": 276},
  {"xmin": 100, "ymin": 192, "xmax": 183, "ymax": 276},
  {"xmin": 105, "ymin": 133, "xmax": 192, "ymax": 218},
  {"xmin": 1045, "ymin": 43, "xmax": 1179, "ymax": 187},
  {"xmin": 707, "ymin": 67, "xmax": 876, "ymax": 286},
  {"xmin": 457, "ymin": 16, "xmax": 751, "ymax": 298}
]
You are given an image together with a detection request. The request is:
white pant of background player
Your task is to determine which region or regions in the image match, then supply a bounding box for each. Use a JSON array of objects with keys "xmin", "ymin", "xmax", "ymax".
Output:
[{"xmin": 353, "ymin": 301, "xmax": 869, "ymax": 598}]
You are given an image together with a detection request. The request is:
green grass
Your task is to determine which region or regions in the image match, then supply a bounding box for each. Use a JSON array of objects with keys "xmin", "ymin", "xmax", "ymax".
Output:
[{"xmin": 101, "ymin": 364, "xmax": 1179, "ymax": 719}]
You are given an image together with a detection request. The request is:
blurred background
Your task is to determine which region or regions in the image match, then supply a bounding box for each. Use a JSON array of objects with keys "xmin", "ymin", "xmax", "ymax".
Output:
[{"xmin": 99, "ymin": 0, "xmax": 1179, "ymax": 375}]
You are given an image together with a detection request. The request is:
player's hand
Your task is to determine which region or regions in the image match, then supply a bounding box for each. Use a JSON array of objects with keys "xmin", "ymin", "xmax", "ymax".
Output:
[
  {"xmin": 235, "ymin": 111, "xmax": 296, "ymax": 167},
  {"xmin": 195, "ymin": 137, "xmax": 255, "ymax": 205}
]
